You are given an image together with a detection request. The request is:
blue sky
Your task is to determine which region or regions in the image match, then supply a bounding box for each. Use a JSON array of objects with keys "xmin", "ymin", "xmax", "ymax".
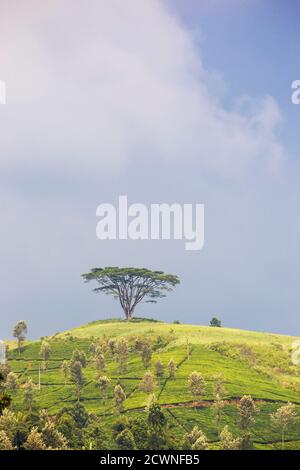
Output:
[
  {"xmin": 171, "ymin": 0, "xmax": 300, "ymax": 145},
  {"xmin": 0, "ymin": 0, "xmax": 299, "ymax": 338}
]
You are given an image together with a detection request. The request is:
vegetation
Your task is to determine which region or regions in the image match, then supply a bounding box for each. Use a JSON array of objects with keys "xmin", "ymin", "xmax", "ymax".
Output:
[
  {"xmin": 271, "ymin": 402, "xmax": 299, "ymax": 450},
  {"xmin": 12, "ymin": 321, "xmax": 27, "ymax": 355},
  {"xmin": 81, "ymin": 267, "xmax": 180, "ymax": 320},
  {"xmin": 1, "ymin": 318, "xmax": 300, "ymax": 450},
  {"xmin": 210, "ymin": 317, "xmax": 222, "ymax": 328}
]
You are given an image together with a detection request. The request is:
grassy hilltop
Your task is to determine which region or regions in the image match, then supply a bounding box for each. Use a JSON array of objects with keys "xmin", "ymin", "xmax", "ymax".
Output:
[{"xmin": 5, "ymin": 318, "xmax": 300, "ymax": 450}]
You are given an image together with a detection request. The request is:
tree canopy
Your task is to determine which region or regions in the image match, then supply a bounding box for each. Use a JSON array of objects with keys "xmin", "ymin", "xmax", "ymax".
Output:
[{"xmin": 81, "ymin": 267, "xmax": 180, "ymax": 320}]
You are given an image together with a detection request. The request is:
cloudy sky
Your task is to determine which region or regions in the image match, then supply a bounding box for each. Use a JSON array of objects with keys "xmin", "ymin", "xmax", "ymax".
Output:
[{"xmin": 0, "ymin": 0, "xmax": 299, "ymax": 338}]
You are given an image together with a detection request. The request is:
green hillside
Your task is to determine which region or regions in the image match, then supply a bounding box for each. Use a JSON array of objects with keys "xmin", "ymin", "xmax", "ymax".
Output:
[{"xmin": 4, "ymin": 318, "xmax": 300, "ymax": 450}]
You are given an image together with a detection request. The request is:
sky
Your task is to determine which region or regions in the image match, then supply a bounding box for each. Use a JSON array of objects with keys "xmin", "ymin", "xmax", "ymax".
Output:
[{"xmin": 0, "ymin": 0, "xmax": 299, "ymax": 338}]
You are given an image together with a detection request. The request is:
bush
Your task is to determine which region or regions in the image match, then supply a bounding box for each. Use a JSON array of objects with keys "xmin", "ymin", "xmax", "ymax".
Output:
[{"xmin": 210, "ymin": 317, "xmax": 222, "ymax": 327}]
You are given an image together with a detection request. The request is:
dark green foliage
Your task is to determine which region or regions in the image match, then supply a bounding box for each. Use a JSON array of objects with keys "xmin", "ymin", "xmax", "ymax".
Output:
[
  {"xmin": 115, "ymin": 429, "xmax": 136, "ymax": 450},
  {"xmin": 70, "ymin": 403, "xmax": 90, "ymax": 428},
  {"xmin": 128, "ymin": 416, "xmax": 149, "ymax": 450},
  {"xmin": 56, "ymin": 414, "xmax": 78, "ymax": 448},
  {"xmin": 0, "ymin": 394, "xmax": 11, "ymax": 415},
  {"xmin": 112, "ymin": 416, "xmax": 129, "ymax": 437},
  {"xmin": 0, "ymin": 371, "xmax": 12, "ymax": 415},
  {"xmin": 84, "ymin": 421, "xmax": 110, "ymax": 450},
  {"xmin": 56, "ymin": 403, "xmax": 93, "ymax": 448},
  {"xmin": 147, "ymin": 403, "xmax": 167, "ymax": 430},
  {"xmin": 14, "ymin": 425, "xmax": 29, "ymax": 450},
  {"xmin": 210, "ymin": 317, "xmax": 222, "ymax": 327}
]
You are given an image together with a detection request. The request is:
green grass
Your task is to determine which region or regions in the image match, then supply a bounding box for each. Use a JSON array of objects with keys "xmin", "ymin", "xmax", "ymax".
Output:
[{"xmin": 5, "ymin": 318, "xmax": 300, "ymax": 449}]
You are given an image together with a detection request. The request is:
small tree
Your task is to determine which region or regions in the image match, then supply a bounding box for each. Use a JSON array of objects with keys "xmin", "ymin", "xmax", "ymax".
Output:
[
  {"xmin": 187, "ymin": 372, "xmax": 206, "ymax": 398},
  {"xmin": 39, "ymin": 409, "xmax": 50, "ymax": 426},
  {"xmin": 141, "ymin": 343, "xmax": 152, "ymax": 369},
  {"xmin": 70, "ymin": 361, "xmax": 85, "ymax": 401},
  {"xmin": 155, "ymin": 360, "xmax": 164, "ymax": 378},
  {"xmin": 5, "ymin": 372, "xmax": 19, "ymax": 393},
  {"xmin": 129, "ymin": 415, "xmax": 149, "ymax": 450},
  {"xmin": 213, "ymin": 374, "xmax": 225, "ymax": 436},
  {"xmin": 60, "ymin": 360, "xmax": 69, "ymax": 384},
  {"xmin": 24, "ymin": 427, "xmax": 46, "ymax": 450},
  {"xmin": 0, "ymin": 373, "xmax": 11, "ymax": 415},
  {"xmin": 0, "ymin": 430, "xmax": 13, "ymax": 450},
  {"xmin": 23, "ymin": 378, "xmax": 37, "ymax": 411},
  {"xmin": 116, "ymin": 429, "xmax": 136, "ymax": 450},
  {"xmin": 70, "ymin": 402, "xmax": 90, "ymax": 428},
  {"xmin": 184, "ymin": 426, "xmax": 208, "ymax": 450},
  {"xmin": 71, "ymin": 349, "xmax": 87, "ymax": 368},
  {"xmin": 40, "ymin": 341, "xmax": 51, "ymax": 369},
  {"xmin": 0, "ymin": 409, "xmax": 18, "ymax": 442},
  {"xmin": 237, "ymin": 395, "xmax": 259, "ymax": 450},
  {"xmin": 108, "ymin": 339, "xmax": 117, "ymax": 358},
  {"xmin": 42, "ymin": 420, "xmax": 68, "ymax": 450},
  {"xmin": 0, "ymin": 364, "xmax": 11, "ymax": 384},
  {"xmin": 220, "ymin": 426, "xmax": 241, "ymax": 450},
  {"xmin": 186, "ymin": 337, "xmax": 191, "ymax": 360},
  {"xmin": 168, "ymin": 359, "xmax": 177, "ymax": 379},
  {"xmin": 13, "ymin": 321, "xmax": 27, "ymax": 354},
  {"xmin": 82, "ymin": 267, "xmax": 180, "ymax": 320},
  {"xmin": 214, "ymin": 373, "xmax": 225, "ymax": 398},
  {"xmin": 84, "ymin": 421, "xmax": 110, "ymax": 450},
  {"xmin": 134, "ymin": 337, "xmax": 144, "ymax": 352},
  {"xmin": 98, "ymin": 376, "xmax": 111, "ymax": 403},
  {"xmin": 139, "ymin": 371, "xmax": 156, "ymax": 394},
  {"xmin": 271, "ymin": 403, "xmax": 299, "ymax": 450},
  {"xmin": 94, "ymin": 353, "xmax": 106, "ymax": 373},
  {"xmin": 213, "ymin": 394, "xmax": 225, "ymax": 437},
  {"xmin": 210, "ymin": 317, "xmax": 221, "ymax": 327},
  {"xmin": 147, "ymin": 403, "xmax": 167, "ymax": 431},
  {"xmin": 116, "ymin": 338, "xmax": 128, "ymax": 374},
  {"xmin": 114, "ymin": 384, "xmax": 126, "ymax": 414},
  {"xmin": 145, "ymin": 393, "xmax": 157, "ymax": 412},
  {"xmin": 88, "ymin": 342, "xmax": 97, "ymax": 356},
  {"xmin": 191, "ymin": 433, "xmax": 209, "ymax": 450},
  {"xmin": 147, "ymin": 403, "xmax": 168, "ymax": 450}
]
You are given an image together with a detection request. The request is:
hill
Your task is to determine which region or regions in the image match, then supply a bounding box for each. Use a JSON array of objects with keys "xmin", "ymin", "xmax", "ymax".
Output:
[{"xmin": 5, "ymin": 318, "xmax": 300, "ymax": 450}]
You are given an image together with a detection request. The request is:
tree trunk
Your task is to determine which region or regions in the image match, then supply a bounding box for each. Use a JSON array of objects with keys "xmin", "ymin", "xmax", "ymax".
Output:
[{"xmin": 123, "ymin": 307, "xmax": 133, "ymax": 320}]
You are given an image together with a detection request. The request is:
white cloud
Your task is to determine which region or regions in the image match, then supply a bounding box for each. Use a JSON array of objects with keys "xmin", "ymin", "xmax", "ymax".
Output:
[{"xmin": 0, "ymin": 0, "xmax": 284, "ymax": 177}]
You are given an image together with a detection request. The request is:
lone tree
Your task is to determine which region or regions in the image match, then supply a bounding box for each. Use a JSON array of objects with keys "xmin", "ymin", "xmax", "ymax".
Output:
[{"xmin": 82, "ymin": 267, "xmax": 180, "ymax": 320}]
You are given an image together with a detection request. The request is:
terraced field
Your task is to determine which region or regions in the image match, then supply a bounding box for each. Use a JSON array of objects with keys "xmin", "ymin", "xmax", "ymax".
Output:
[{"xmin": 6, "ymin": 318, "xmax": 300, "ymax": 449}]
